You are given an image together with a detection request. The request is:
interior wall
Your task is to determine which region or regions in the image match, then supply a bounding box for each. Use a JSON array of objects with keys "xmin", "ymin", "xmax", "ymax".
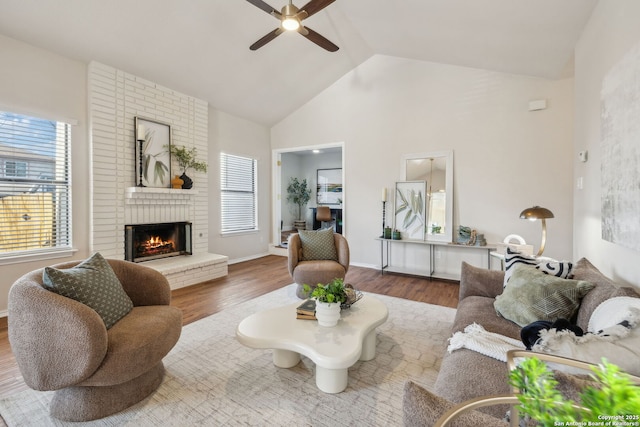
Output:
[
  {"xmin": 0, "ymin": 34, "xmax": 89, "ymax": 315},
  {"xmin": 573, "ymin": 0, "xmax": 640, "ymax": 287},
  {"xmin": 271, "ymin": 55, "xmax": 575, "ymax": 275},
  {"xmin": 208, "ymin": 109, "xmax": 271, "ymax": 263},
  {"xmin": 0, "ymin": 34, "xmax": 272, "ymax": 316},
  {"xmin": 88, "ymin": 61, "xmax": 210, "ymax": 259}
]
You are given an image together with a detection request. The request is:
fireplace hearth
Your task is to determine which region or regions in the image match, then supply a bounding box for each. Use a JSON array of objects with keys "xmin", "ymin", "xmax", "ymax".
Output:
[{"xmin": 125, "ymin": 222, "xmax": 192, "ymax": 262}]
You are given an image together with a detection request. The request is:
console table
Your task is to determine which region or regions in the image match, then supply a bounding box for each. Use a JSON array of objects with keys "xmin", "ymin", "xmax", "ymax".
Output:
[{"xmin": 376, "ymin": 237, "xmax": 496, "ymax": 280}]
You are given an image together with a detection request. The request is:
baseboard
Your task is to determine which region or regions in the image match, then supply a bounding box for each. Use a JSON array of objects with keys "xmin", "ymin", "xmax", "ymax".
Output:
[
  {"xmin": 268, "ymin": 245, "xmax": 287, "ymax": 257},
  {"xmin": 228, "ymin": 252, "xmax": 272, "ymax": 265},
  {"xmin": 349, "ymin": 261, "xmax": 379, "ymax": 270}
]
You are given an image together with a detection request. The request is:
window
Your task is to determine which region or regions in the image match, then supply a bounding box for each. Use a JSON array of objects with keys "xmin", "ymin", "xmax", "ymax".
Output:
[
  {"xmin": 220, "ymin": 153, "xmax": 257, "ymax": 233},
  {"xmin": 4, "ymin": 161, "xmax": 27, "ymax": 177},
  {"xmin": 0, "ymin": 111, "xmax": 72, "ymax": 255}
]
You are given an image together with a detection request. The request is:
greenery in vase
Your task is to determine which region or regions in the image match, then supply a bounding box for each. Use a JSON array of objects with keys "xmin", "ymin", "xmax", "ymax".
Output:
[
  {"xmin": 509, "ymin": 356, "xmax": 640, "ymax": 426},
  {"xmin": 167, "ymin": 145, "xmax": 208, "ymax": 175},
  {"xmin": 286, "ymin": 177, "xmax": 311, "ymax": 221},
  {"xmin": 303, "ymin": 278, "xmax": 347, "ymax": 305}
]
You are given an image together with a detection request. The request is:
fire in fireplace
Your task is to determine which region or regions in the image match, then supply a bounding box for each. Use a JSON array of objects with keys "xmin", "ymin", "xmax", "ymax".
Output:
[{"xmin": 125, "ymin": 222, "xmax": 192, "ymax": 262}]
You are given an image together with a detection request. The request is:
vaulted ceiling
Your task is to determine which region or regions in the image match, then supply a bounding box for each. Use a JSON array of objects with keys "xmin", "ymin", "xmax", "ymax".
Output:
[{"xmin": 0, "ymin": 0, "xmax": 598, "ymax": 126}]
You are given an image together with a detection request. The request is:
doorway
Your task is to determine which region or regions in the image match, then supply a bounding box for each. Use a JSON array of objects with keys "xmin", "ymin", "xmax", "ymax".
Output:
[{"xmin": 272, "ymin": 143, "xmax": 344, "ymax": 248}]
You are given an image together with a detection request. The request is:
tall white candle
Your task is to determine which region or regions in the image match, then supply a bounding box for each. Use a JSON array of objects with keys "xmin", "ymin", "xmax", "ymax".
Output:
[
  {"xmin": 381, "ymin": 187, "xmax": 387, "ymax": 201},
  {"xmin": 137, "ymin": 124, "xmax": 146, "ymax": 140}
]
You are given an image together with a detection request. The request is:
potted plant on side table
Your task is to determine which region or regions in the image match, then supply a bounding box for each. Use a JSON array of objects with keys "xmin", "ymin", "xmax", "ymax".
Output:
[
  {"xmin": 509, "ymin": 356, "xmax": 640, "ymax": 425},
  {"xmin": 304, "ymin": 278, "xmax": 347, "ymax": 327}
]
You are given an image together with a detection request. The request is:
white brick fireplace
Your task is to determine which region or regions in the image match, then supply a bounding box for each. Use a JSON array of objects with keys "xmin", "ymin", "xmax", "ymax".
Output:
[{"xmin": 88, "ymin": 62, "xmax": 227, "ymax": 289}]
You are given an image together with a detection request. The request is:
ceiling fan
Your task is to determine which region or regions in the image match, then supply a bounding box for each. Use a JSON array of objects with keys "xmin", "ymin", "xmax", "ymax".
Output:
[{"xmin": 246, "ymin": 0, "xmax": 339, "ymax": 52}]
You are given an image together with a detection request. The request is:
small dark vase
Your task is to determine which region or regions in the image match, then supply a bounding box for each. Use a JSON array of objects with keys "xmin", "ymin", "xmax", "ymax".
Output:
[{"xmin": 180, "ymin": 173, "xmax": 193, "ymax": 189}]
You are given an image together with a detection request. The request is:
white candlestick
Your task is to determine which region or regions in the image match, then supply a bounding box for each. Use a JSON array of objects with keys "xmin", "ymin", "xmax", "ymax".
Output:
[
  {"xmin": 381, "ymin": 187, "xmax": 387, "ymax": 202},
  {"xmin": 137, "ymin": 124, "xmax": 146, "ymax": 140}
]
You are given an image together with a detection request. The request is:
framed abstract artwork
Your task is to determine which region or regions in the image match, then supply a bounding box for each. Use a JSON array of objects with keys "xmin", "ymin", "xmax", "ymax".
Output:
[
  {"xmin": 394, "ymin": 181, "xmax": 427, "ymax": 240},
  {"xmin": 600, "ymin": 42, "xmax": 640, "ymax": 252},
  {"xmin": 134, "ymin": 117, "xmax": 171, "ymax": 188},
  {"xmin": 317, "ymin": 168, "xmax": 342, "ymax": 205}
]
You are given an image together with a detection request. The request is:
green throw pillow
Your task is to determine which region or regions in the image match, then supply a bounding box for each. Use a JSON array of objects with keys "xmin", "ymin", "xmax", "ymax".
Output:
[
  {"xmin": 299, "ymin": 228, "xmax": 338, "ymax": 261},
  {"xmin": 43, "ymin": 252, "xmax": 133, "ymax": 329},
  {"xmin": 494, "ymin": 265, "xmax": 595, "ymax": 327}
]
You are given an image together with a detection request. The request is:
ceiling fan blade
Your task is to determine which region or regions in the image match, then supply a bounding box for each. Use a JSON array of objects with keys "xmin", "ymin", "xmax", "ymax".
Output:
[
  {"xmin": 250, "ymin": 28, "xmax": 284, "ymax": 50},
  {"xmin": 246, "ymin": 0, "xmax": 281, "ymax": 19},
  {"xmin": 298, "ymin": 0, "xmax": 335, "ymax": 18},
  {"xmin": 299, "ymin": 26, "xmax": 339, "ymax": 52}
]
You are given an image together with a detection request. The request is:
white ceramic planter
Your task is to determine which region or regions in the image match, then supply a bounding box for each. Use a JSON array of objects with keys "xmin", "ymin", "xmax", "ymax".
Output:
[{"xmin": 315, "ymin": 301, "xmax": 341, "ymax": 327}]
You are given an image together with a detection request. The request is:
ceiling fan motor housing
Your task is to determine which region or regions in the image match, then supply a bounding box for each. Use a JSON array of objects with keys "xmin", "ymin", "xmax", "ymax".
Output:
[{"xmin": 247, "ymin": 0, "xmax": 339, "ymax": 52}]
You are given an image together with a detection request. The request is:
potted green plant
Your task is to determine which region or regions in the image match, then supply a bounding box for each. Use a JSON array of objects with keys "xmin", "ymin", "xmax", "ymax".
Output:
[
  {"xmin": 509, "ymin": 357, "xmax": 640, "ymax": 425},
  {"xmin": 167, "ymin": 145, "xmax": 208, "ymax": 189},
  {"xmin": 286, "ymin": 177, "xmax": 311, "ymax": 230},
  {"xmin": 303, "ymin": 278, "xmax": 347, "ymax": 327}
]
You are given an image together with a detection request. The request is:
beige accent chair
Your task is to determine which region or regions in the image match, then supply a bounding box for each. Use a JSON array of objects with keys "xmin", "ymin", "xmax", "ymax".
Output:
[
  {"xmin": 288, "ymin": 232, "xmax": 350, "ymax": 299},
  {"xmin": 8, "ymin": 259, "xmax": 183, "ymax": 421}
]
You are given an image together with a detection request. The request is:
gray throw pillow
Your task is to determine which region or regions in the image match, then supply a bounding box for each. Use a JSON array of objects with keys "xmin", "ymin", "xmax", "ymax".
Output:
[
  {"xmin": 43, "ymin": 252, "xmax": 133, "ymax": 329},
  {"xmin": 298, "ymin": 228, "xmax": 338, "ymax": 261},
  {"xmin": 494, "ymin": 265, "xmax": 595, "ymax": 327}
]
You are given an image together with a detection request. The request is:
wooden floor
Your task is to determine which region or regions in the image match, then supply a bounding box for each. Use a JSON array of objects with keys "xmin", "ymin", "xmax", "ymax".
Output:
[{"xmin": 0, "ymin": 255, "xmax": 459, "ymax": 400}]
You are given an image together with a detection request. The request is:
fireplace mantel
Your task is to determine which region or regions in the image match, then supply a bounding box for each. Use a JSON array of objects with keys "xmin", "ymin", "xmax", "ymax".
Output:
[{"xmin": 125, "ymin": 187, "xmax": 198, "ymax": 205}]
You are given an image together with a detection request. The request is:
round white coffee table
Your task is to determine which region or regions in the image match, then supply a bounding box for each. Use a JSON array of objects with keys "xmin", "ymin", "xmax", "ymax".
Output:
[{"xmin": 236, "ymin": 294, "xmax": 388, "ymax": 393}]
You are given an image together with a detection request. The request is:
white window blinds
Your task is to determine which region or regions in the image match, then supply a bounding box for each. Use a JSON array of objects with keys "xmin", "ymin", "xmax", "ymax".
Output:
[
  {"xmin": 220, "ymin": 153, "xmax": 257, "ymax": 233},
  {"xmin": 0, "ymin": 111, "xmax": 72, "ymax": 255}
]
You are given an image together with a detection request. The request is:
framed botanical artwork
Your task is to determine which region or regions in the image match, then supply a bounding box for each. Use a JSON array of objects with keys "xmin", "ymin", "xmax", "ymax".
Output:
[
  {"xmin": 134, "ymin": 117, "xmax": 171, "ymax": 188},
  {"xmin": 317, "ymin": 168, "xmax": 342, "ymax": 205},
  {"xmin": 394, "ymin": 181, "xmax": 427, "ymax": 240}
]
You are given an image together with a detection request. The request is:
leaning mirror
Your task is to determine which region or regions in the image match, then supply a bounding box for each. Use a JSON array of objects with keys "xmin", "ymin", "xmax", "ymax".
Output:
[{"xmin": 401, "ymin": 150, "xmax": 453, "ymax": 243}]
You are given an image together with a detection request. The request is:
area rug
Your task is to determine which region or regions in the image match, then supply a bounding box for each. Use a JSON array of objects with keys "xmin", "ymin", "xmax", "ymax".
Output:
[{"xmin": 0, "ymin": 284, "xmax": 456, "ymax": 426}]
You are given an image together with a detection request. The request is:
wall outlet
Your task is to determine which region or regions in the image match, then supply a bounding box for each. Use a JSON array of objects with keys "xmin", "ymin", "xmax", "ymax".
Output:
[{"xmin": 578, "ymin": 150, "xmax": 588, "ymax": 162}]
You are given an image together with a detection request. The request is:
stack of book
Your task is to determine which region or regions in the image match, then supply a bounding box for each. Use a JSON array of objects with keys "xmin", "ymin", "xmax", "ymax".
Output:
[{"xmin": 296, "ymin": 299, "xmax": 316, "ymax": 320}]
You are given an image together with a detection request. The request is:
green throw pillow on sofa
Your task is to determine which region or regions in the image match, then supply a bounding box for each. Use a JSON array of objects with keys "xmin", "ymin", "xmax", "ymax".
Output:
[
  {"xmin": 494, "ymin": 265, "xmax": 595, "ymax": 327},
  {"xmin": 299, "ymin": 228, "xmax": 338, "ymax": 261},
  {"xmin": 43, "ymin": 252, "xmax": 133, "ymax": 329}
]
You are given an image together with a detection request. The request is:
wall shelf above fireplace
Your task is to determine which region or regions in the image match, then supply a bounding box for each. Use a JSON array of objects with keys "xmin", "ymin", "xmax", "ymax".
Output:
[{"xmin": 125, "ymin": 187, "xmax": 198, "ymax": 205}]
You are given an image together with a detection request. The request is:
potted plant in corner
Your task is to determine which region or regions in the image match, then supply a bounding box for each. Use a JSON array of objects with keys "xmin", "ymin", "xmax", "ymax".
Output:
[
  {"xmin": 167, "ymin": 145, "xmax": 208, "ymax": 189},
  {"xmin": 303, "ymin": 278, "xmax": 347, "ymax": 327},
  {"xmin": 286, "ymin": 177, "xmax": 311, "ymax": 231}
]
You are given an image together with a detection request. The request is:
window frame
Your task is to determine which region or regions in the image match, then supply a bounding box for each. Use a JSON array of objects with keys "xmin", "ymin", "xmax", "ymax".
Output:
[
  {"xmin": 0, "ymin": 110, "xmax": 74, "ymax": 263},
  {"xmin": 220, "ymin": 152, "xmax": 258, "ymax": 235}
]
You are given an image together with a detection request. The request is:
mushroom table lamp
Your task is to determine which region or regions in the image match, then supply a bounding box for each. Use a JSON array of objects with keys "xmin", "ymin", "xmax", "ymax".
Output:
[{"xmin": 519, "ymin": 206, "xmax": 554, "ymax": 257}]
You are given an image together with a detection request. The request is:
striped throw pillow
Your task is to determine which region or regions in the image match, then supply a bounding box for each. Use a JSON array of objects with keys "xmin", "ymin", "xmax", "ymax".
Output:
[{"xmin": 504, "ymin": 247, "xmax": 573, "ymax": 287}]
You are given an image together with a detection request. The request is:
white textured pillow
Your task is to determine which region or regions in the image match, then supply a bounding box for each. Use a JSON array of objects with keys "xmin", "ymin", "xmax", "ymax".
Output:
[
  {"xmin": 588, "ymin": 296, "xmax": 640, "ymax": 333},
  {"xmin": 532, "ymin": 308, "xmax": 640, "ymax": 376}
]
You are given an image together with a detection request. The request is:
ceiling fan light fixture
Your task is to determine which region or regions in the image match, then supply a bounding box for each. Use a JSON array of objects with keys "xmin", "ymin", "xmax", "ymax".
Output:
[
  {"xmin": 246, "ymin": 0, "xmax": 339, "ymax": 51},
  {"xmin": 282, "ymin": 17, "xmax": 300, "ymax": 31}
]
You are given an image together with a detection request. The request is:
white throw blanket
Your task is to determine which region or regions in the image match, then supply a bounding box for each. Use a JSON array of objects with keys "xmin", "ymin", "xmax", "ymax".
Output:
[{"xmin": 447, "ymin": 323, "xmax": 525, "ymax": 362}]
